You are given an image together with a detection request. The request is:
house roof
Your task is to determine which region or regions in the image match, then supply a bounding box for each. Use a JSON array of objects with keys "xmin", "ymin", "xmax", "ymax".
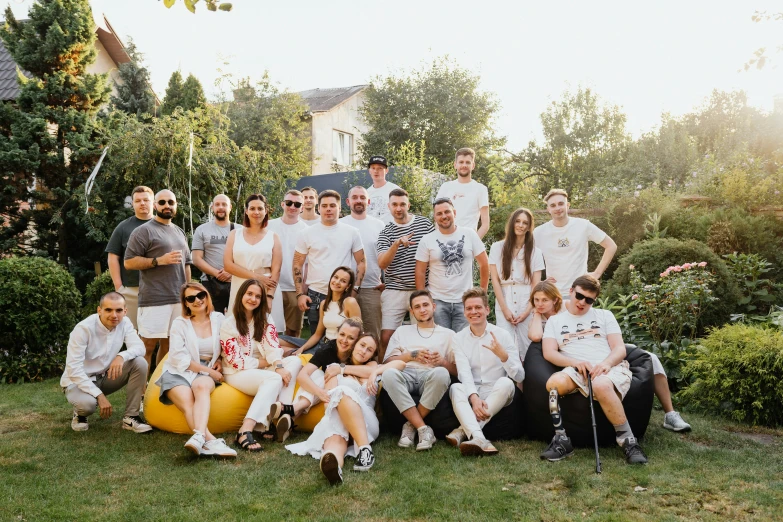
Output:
[
  {"xmin": 0, "ymin": 39, "xmax": 26, "ymax": 101},
  {"xmin": 297, "ymin": 85, "xmax": 367, "ymax": 112}
]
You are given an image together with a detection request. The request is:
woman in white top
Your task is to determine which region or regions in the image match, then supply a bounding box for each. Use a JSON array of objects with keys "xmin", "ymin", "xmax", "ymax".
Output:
[
  {"xmin": 280, "ymin": 266, "xmax": 361, "ymax": 356},
  {"xmin": 287, "ymin": 333, "xmax": 406, "ymax": 485},
  {"xmin": 156, "ymin": 282, "xmax": 236, "ymax": 458},
  {"xmin": 220, "ymin": 279, "xmax": 303, "ymax": 451},
  {"xmin": 224, "ymin": 194, "xmax": 281, "ymax": 312},
  {"xmin": 527, "ymin": 280, "xmax": 564, "ymax": 342},
  {"xmin": 489, "ymin": 208, "xmax": 545, "ymax": 360}
]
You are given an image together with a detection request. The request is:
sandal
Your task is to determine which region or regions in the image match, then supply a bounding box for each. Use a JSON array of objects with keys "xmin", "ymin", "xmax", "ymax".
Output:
[{"xmin": 235, "ymin": 431, "xmax": 262, "ymax": 452}]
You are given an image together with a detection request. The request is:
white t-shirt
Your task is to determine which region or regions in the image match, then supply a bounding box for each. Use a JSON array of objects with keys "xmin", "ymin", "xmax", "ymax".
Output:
[
  {"xmin": 436, "ymin": 179, "xmax": 489, "ymax": 230},
  {"xmin": 340, "ymin": 214, "xmax": 385, "ymax": 288},
  {"xmin": 415, "ymin": 226, "xmax": 486, "ymax": 303},
  {"xmin": 294, "ymin": 222, "xmax": 363, "ymax": 295},
  {"xmin": 542, "ymin": 307, "xmax": 621, "ymax": 365},
  {"xmin": 383, "ymin": 324, "xmax": 456, "ymax": 370},
  {"xmin": 267, "ymin": 218, "xmax": 308, "ymax": 291},
  {"xmin": 366, "ymin": 181, "xmax": 400, "ymax": 224},
  {"xmin": 302, "ymin": 217, "xmax": 320, "ymax": 227},
  {"xmin": 533, "ymin": 217, "xmax": 607, "ymax": 297}
]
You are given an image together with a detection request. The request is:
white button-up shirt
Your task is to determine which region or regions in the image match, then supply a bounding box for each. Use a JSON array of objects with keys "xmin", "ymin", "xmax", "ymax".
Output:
[
  {"xmin": 453, "ymin": 322, "xmax": 524, "ymax": 398},
  {"xmin": 60, "ymin": 314, "xmax": 145, "ymax": 397}
]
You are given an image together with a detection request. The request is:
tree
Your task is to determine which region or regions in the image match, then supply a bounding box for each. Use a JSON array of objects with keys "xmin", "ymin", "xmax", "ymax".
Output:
[
  {"xmin": 0, "ymin": 0, "xmax": 111, "ymax": 266},
  {"xmin": 742, "ymin": 11, "xmax": 783, "ymax": 71},
  {"xmin": 111, "ymin": 37, "xmax": 155, "ymax": 117},
  {"xmin": 162, "ymin": 0, "xmax": 233, "ymax": 13},
  {"xmin": 161, "ymin": 71, "xmax": 185, "ymax": 115},
  {"xmin": 180, "ymin": 73, "xmax": 207, "ymax": 112},
  {"xmin": 223, "ymin": 75, "xmax": 311, "ymax": 179},
  {"xmin": 359, "ymin": 57, "xmax": 504, "ymax": 174}
]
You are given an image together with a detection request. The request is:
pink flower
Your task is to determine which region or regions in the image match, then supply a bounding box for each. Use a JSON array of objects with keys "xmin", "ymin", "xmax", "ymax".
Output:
[
  {"xmin": 682, "ymin": 263, "xmax": 692, "ymax": 269},
  {"xmin": 660, "ymin": 272, "xmax": 668, "ymax": 278},
  {"xmin": 673, "ymin": 266, "xmax": 682, "ymax": 272},
  {"xmin": 629, "ymin": 264, "xmax": 635, "ymax": 270},
  {"xmin": 698, "ymin": 261, "xmax": 707, "ymax": 267},
  {"xmin": 631, "ymin": 294, "xmax": 638, "ymax": 300}
]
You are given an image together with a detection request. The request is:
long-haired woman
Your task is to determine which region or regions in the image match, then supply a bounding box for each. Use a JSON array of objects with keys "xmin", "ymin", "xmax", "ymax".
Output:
[{"xmin": 488, "ymin": 208, "xmax": 544, "ymax": 361}]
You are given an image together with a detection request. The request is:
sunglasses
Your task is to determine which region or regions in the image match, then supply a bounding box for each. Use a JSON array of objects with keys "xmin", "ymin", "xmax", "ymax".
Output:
[
  {"xmin": 185, "ymin": 291, "xmax": 208, "ymax": 303},
  {"xmin": 158, "ymin": 199, "xmax": 176, "ymax": 206},
  {"xmin": 284, "ymin": 200, "xmax": 303, "ymax": 208},
  {"xmin": 573, "ymin": 291, "xmax": 595, "ymax": 305}
]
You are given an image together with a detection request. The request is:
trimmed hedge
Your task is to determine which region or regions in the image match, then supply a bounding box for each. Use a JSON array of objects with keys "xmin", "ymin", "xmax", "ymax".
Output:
[
  {"xmin": 679, "ymin": 324, "xmax": 783, "ymax": 427},
  {"xmin": 610, "ymin": 238, "xmax": 741, "ymax": 331},
  {"xmin": 0, "ymin": 257, "xmax": 81, "ymax": 383}
]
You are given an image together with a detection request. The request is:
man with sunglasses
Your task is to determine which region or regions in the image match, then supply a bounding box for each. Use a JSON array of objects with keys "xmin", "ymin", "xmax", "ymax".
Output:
[
  {"xmin": 540, "ymin": 275, "xmax": 648, "ymax": 465},
  {"xmin": 191, "ymin": 194, "xmax": 238, "ymax": 314},
  {"xmin": 125, "ymin": 190, "xmax": 192, "ymax": 374},
  {"xmin": 268, "ymin": 190, "xmax": 309, "ymax": 337}
]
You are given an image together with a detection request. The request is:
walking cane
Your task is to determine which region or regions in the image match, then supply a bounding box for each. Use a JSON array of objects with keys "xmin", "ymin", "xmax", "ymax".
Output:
[{"xmin": 587, "ymin": 374, "xmax": 602, "ymax": 474}]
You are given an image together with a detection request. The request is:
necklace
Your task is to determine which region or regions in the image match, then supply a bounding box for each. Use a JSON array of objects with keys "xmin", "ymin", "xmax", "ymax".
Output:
[{"xmin": 416, "ymin": 323, "xmax": 436, "ymax": 339}]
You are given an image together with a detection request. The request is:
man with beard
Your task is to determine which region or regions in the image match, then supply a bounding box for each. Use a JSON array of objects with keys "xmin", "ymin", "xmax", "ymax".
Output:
[
  {"xmin": 415, "ymin": 198, "xmax": 488, "ymax": 332},
  {"xmin": 191, "ymin": 194, "xmax": 238, "ymax": 314},
  {"xmin": 125, "ymin": 190, "xmax": 192, "ymax": 372},
  {"xmin": 105, "ymin": 186, "xmax": 154, "ymax": 328},
  {"xmin": 435, "ymin": 148, "xmax": 490, "ymax": 238},
  {"xmin": 300, "ymin": 186, "xmax": 320, "ymax": 226},
  {"xmin": 340, "ymin": 186, "xmax": 385, "ymax": 338}
]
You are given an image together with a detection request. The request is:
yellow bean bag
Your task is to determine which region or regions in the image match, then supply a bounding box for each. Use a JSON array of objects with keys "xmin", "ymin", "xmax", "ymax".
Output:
[{"xmin": 143, "ymin": 354, "xmax": 325, "ymax": 434}]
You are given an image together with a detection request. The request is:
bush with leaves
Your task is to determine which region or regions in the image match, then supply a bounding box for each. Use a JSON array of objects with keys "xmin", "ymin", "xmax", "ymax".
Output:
[
  {"xmin": 0, "ymin": 257, "xmax": 81, "ymax": 383},
  {"xmin": 724, "ymin": 253, "xmax": 779, "ymax": 317},
  {"xmin": 679, "ymin": 323, "xmax": 783, "ymax": 427},
  {"xmin": 81, "ymin": 271, "xmax": 115, "ymax": 319}
]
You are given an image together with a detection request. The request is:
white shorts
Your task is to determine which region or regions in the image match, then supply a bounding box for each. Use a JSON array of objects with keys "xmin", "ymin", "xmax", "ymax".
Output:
[
  {"xmin": 137, "ymin": 304, "xmax": 180, "ymax": 338},
  {"xmin": 562, "ymin": 360, "xmax": 633, "ymax": 399},
  {"xmin": 647, "ymin": 351, "xmax": 666, "ymax": 376},
  {"xmin": 381, "ymin": 289, "xmax": 414, "ymax": 331}
]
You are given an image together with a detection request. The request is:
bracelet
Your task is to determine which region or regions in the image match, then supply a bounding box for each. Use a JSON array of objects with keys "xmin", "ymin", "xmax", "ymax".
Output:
[{"xmin": 296, "ymin": 292, "xmax": 307, "ymax": 298}]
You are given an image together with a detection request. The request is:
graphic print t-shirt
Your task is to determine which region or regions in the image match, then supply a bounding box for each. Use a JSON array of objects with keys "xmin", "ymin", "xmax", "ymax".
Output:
[
  {"xmin": 366, "ymin": 181, "xmax": 400, "ymax": 224},
  {"xmin": 415, "ymin": 226, "xmax": 485, "ymax": 303},
  {"xmin": 542, "ymin": 308, "xmax": 621, "ymax": 365},
  {"xmin": 191, "ymin": 221, "xmax": 237, "ymax": 281}
]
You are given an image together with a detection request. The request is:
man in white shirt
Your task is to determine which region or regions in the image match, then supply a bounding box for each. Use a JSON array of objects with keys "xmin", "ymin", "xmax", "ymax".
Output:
[
  {"xmin": 268, "ymin": 189, "xmax": 309, "ymax": 337},
  {"xmin": 61, "ymin": 292, "xmax": 152, "ymax": 433},
  {"xmin": 340, "ymin": 186, "xmax": 386, "ymax": 338},
  {"xmin": 415, "ymin": 197, "xmax": 489, "ymax": 333},
  {"xmin": 293, "ymin": 190, "xmax": 366, "ymax": 329},
  {"xmin": 382, "ymin": 290, "xmax": 457, "ymax": 451},
  {"xmin": 365, "ymin": 155, "xmax": 399, "ymax": 224},
  {"xmin": 447, "ymin": 287, "xmax": 524, "ymax": 456},
  {"xmin": 191, "ymin": 194, "xmax": 237, "ymax": 314},
  {"xmin": 540, "ymin": 275, "xmax": 648, "ymax": 464},
  {"xmin": 435, "ymin": 147, "xmax": 490, "ymax": 238},
  {"xmin": 300, "ymin": 186, "xmax": 320, "ymax": 226},
  {"xmin": 533, "ymin": 188, "xmax": 617, "ymax": 299}
]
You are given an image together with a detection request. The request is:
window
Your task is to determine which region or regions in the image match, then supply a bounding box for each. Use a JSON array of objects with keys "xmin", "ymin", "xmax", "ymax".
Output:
[{"xmin": 332, "ymin": 130, "xmax": 353, "ymax": 167}]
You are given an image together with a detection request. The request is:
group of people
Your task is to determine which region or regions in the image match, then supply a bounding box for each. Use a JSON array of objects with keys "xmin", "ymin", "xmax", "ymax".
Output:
[{"xmin": 62, "ymin": 148, "xmax": 692, "ymax": 485}]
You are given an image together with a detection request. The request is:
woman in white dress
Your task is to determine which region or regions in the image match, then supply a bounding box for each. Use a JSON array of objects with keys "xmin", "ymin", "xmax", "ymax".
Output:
[
  {"xmin": 156, "ymin": 282, "xmax": 236, "ymax": 458},
  {"xmin": 224, "ymin": 194, "xmax": 281, "ymax": 312},
  {"xmin": 286, "ymin": 333, "xmax": 405, "ymax": 485},
  {"xmin": 488, "ymin": 208, "xmax": 545, "ymax": 361},
  {"xmin": 220, "ymin": 279, "xmax": 303, "ymax": 451}
]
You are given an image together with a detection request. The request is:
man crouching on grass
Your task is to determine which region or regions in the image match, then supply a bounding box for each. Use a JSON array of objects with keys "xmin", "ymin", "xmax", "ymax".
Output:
[{"xmin": 540, "ymin": 275, "xmax": 647, "ymax": 464}]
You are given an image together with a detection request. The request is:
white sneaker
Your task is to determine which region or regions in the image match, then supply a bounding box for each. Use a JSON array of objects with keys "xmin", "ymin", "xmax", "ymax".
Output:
[
  {"xmin": 663, "ymin": 411, "xmax": 692, "ymax": 432},
  {"xmin": 185, "ymin": 431, "xmax": 206, "ymax": 456},
  {"xmin": 71, "ymin": 412, "xmax": 88, "ymax": 432},
  {"xmin": 459, "ymin": 436, "xmax": 498, "ymax": 456},
  {"xmin": 446, "ymin": 428, "xmax": 466, "ymax": 447},
  {"xmin": 201, "ymin": 438, "xmax": 237, "ymax": 458},
  {"xmin": 398, "ymin": 421, "xmax": 416, "ymax": 448},
  {"xmin": 122, "ymin": 415, "xmax": 152, "ymax": 434},
  {"xmin": 416, "ymin": 425, "xmax": 436, "ymax": 451}
]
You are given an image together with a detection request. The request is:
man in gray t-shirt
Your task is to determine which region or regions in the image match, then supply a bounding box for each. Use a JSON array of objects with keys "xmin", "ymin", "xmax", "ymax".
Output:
[
  {"xmin": 124, "ymin": 190, "xmax": 192, "ymax": 370},
  {"xmin": 191, "ymin": 194, "xmax": 237, "ymax": 313}
]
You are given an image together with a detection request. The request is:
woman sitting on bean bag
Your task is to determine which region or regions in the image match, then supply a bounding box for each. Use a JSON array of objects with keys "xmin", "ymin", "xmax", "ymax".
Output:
[
  {"xmin": 220, "ymin": 279, "xmax": 303, "ymax": 451},
  {"xmin": 156, "ymin": 282, "xmax": 236, "ymax": 458},
  {"xmin": 287, "ymin": 333, "xmax": 405, "ymax": 486},
  {"xmin": 527, "ymin": 281, "xmax": 564, "ymax": 344}
]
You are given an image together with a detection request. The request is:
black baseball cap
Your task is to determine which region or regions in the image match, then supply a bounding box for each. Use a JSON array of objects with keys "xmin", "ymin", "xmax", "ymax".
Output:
[{"xmin": 368, "ymin": 155, "xmax": 388, "ymax": 168}]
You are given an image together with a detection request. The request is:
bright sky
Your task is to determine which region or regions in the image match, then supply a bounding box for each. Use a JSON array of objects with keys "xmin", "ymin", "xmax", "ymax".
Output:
[{"xmin": 6, "ymin": 0, "xmax": 783, "ymax": 149}]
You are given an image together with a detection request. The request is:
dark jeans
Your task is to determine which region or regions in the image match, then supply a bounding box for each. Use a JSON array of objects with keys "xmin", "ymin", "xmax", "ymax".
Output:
[
  {"xmin": 203, "ymin": 276, "xmax": 231, "ymax": 314},
  {"xmin": 306, "ymin": 288, "xmax": 326, "ymax": 331}
]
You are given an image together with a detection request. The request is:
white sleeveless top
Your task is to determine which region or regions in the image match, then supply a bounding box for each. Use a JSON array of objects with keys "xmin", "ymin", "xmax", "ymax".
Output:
[
  {"xmin": 233, "ymin": 228, "xmax": 274, "ymax": 271},
  {"xmin": 322, "ymin": 301, "xmax": 346, "ymax": 340}
]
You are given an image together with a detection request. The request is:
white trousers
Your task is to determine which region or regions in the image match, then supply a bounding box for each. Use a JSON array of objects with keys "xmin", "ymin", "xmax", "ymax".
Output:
[
  {"xmin": 224, "ymin": 356, "xmax": 302, "ymax": 428},
  {"xmin": 293, "ymin": 368, "xmax": 325, "ymax": 413},
  {"xmin": 449, "ymin": 377, "xmax": 515, "ymax": 440}
]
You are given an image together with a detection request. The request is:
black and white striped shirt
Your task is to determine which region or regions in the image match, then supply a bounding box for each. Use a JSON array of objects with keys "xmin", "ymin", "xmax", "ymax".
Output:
[{"xmin": 376, "ymin": 215, "xmax": 435, "ymax": 290}]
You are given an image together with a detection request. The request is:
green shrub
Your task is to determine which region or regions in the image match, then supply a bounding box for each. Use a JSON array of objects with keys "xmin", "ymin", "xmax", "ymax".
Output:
[
  {"xmin": 82, "ymin": 271, "xmax": 115, "ymax": 318},
  {"xmin": 0, "ymin": 257, "xmax": 81, "ymax": 383},
  {"xmin": 610, "ymin": 238, "xmax": 741, "ymax": 331},
  {"xmin": 679, "ymin": 324, "xmax": 783, "ymax": 427}
]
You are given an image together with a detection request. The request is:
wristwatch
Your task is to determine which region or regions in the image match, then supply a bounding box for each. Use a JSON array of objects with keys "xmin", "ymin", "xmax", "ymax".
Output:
[
  {"xmin": 340, "ymin": 363, "xmax": 346, "ymax": 376},
  {"xmin": 410, "ymin": 350, "xmax": 419, "ymax": 361},
  {"xmin": 151, "ymin": 257, "xmax": 158, "ymax": 268},
  {"xmin": 275, "ymin": 363, "xmax": 284, "ymax": 369},
  {"xmin": 353, "ymin": 286, "xmax": 360, "ymax": 293}
]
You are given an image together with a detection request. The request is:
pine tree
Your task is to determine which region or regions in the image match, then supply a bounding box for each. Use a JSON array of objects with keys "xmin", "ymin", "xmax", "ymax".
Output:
[
  {"xmin": 180, "ymin": 73, "xmax": 207, "ymax": 111},
  {"xmin": 161, "ymin": 70, "xmax": 185, "ymax": 115},
  {"xmin": 111, "ymin": 38, "xmax": 155, "ymax": 117},
  {"xmin": 0, "ymin": 0, "xmax": 111, "ymax": 265}
]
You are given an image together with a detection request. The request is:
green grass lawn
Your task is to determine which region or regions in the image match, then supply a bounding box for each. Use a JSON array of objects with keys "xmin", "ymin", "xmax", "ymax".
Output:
[{"xmin": 1, "ymin": 380, "xmax": 781, "ymax": 521}]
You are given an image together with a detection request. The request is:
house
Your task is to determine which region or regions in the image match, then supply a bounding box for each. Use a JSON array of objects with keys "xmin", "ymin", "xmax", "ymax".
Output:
[{"xmin": 297, "ymin": 85, "xmax": 368, "ymax": 176}]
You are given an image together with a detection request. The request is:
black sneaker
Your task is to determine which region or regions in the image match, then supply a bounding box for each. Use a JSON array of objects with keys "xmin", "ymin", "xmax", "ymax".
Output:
[
  {"xmin": 353, "ymin": 446, "xmax": 375, "ymax": 472},
  {"xmin": 621, "ymin": 437, "xmax": 648, "ymax": 464},
  {"xmin": 540, "ymin": 433, "xmax": 574, "ymax": 461},
  {"xmin": 320, "ymin": 452, "xmax": 343, "ymax": 486}
]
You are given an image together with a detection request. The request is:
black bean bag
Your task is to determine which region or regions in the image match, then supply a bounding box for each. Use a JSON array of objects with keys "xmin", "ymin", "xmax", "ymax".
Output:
[
  {"xmin": 482, "ymin": 386, "xmax": 525, "ymax": 441},
  {"xmin": 523, "ymin": 342, "xmax": 654, "ymax": 447}
]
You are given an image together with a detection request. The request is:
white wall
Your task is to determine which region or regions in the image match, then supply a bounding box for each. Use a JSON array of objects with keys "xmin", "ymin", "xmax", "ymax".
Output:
[
  {"xmin": 86, "ymin": 38, "xmax": 122, "ymax": 97},
  {"xmin": 310, "ymin": 91, "xmax": 368, "ymax": 175}
]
